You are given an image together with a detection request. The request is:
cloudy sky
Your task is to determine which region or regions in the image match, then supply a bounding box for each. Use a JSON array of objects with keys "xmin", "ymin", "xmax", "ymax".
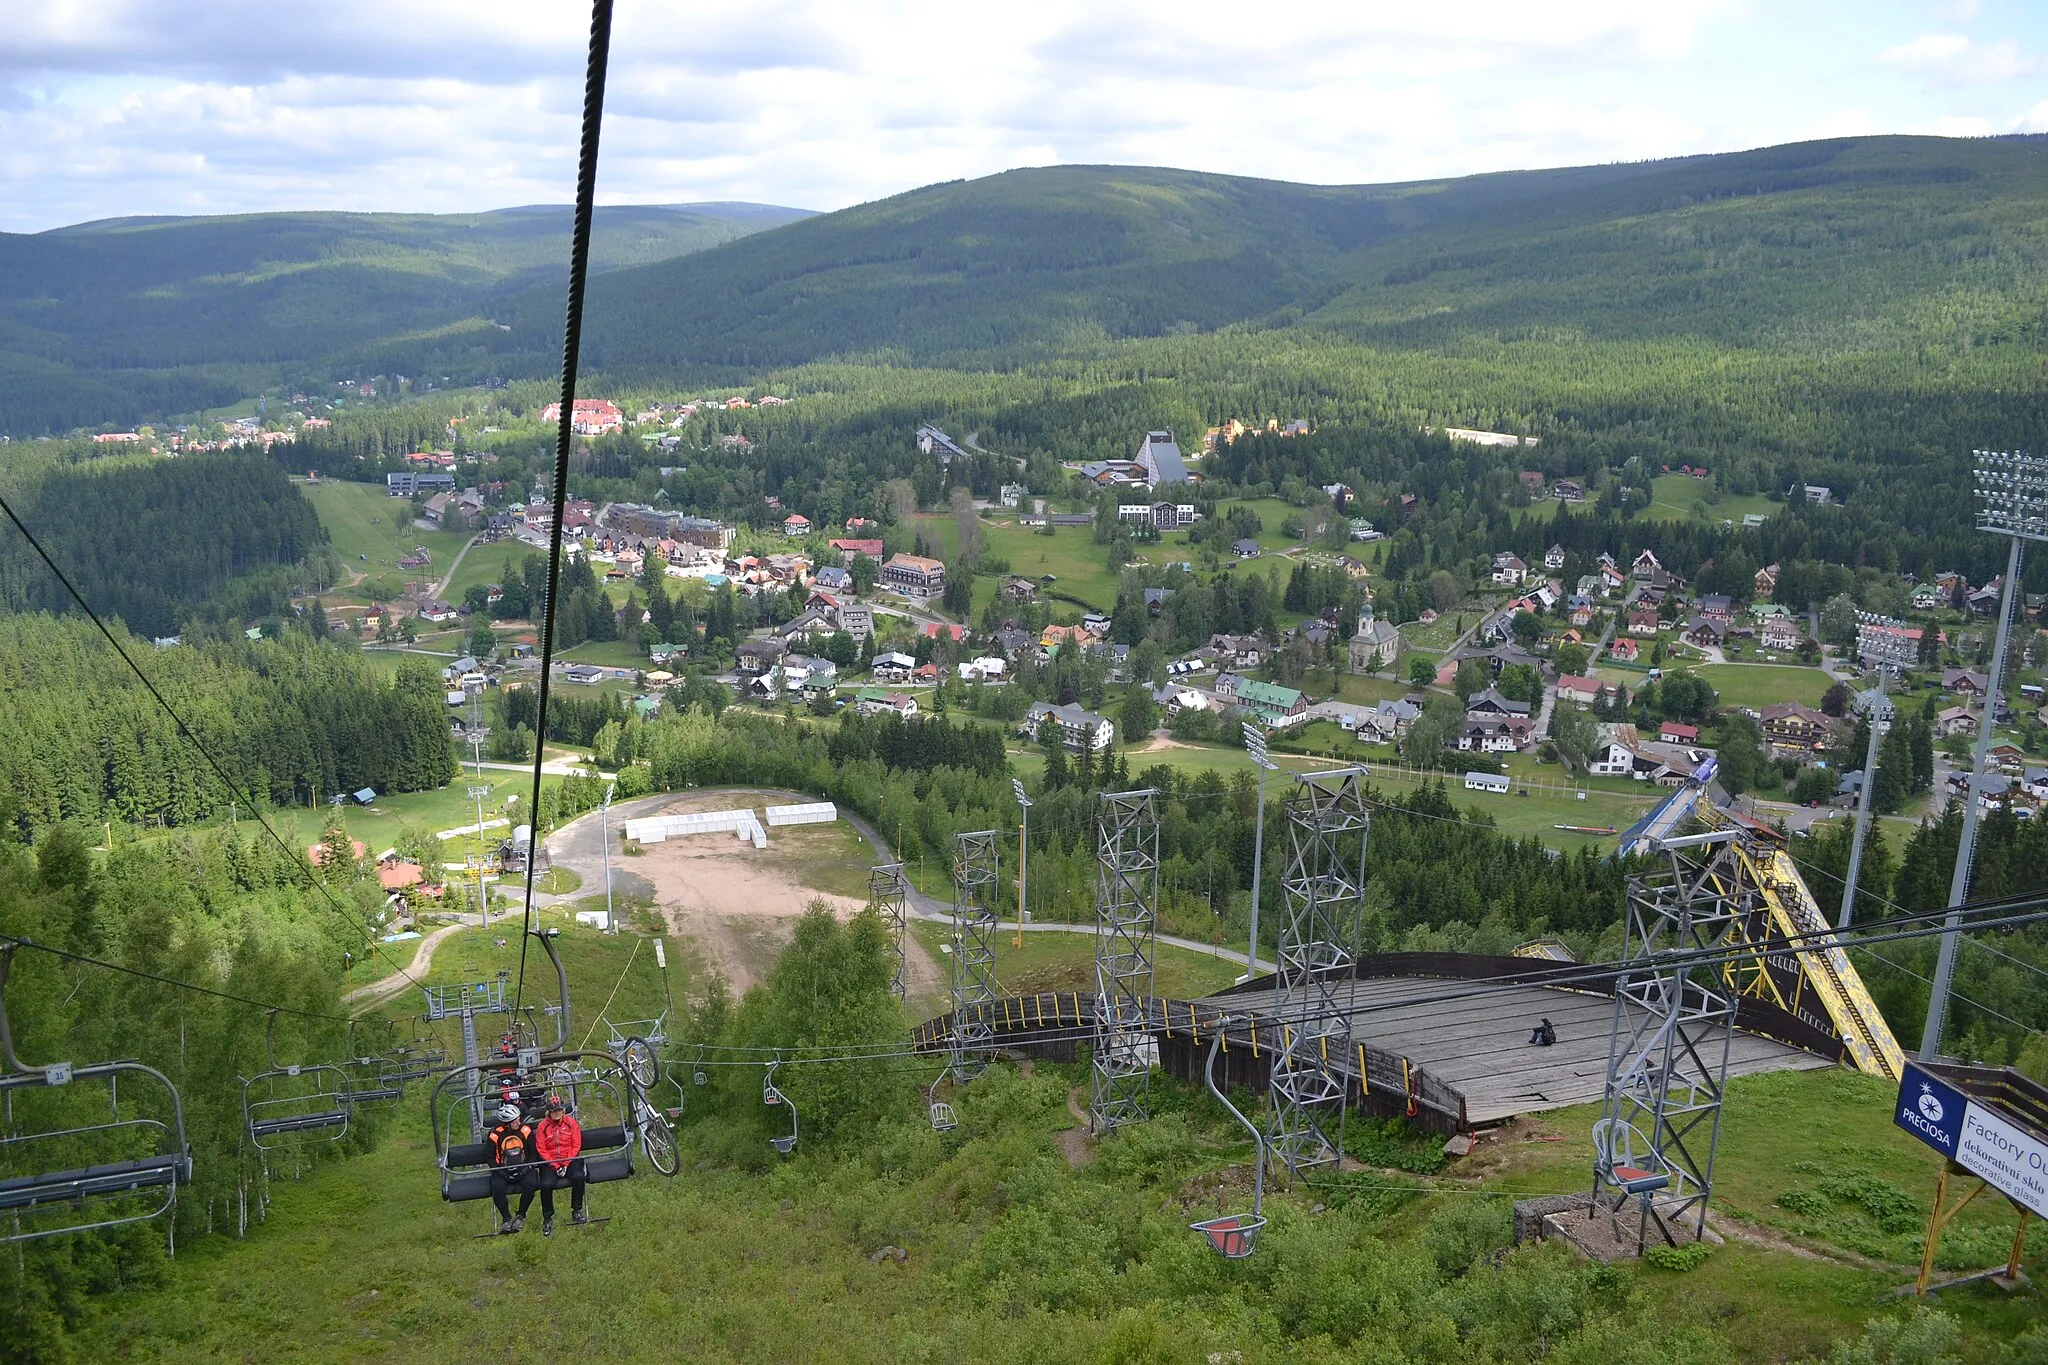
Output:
[{"xmin": 2, "ymin": 0, "xmax": 2044, "ymax": 233}]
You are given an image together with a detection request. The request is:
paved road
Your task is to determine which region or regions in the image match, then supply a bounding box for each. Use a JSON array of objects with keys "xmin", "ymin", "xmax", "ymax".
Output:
[{"xmin": 431, "ymin": 533, "xmax": 483, "ymax": 601}]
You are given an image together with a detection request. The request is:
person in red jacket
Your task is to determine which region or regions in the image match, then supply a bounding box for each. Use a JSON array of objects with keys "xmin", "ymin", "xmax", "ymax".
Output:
[{"xmin": 533, "ymin": 1094, "xmax": 590, "ymax": 1235}]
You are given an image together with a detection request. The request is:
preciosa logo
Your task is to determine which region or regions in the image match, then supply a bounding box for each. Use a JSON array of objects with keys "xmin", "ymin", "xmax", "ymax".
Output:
[{"xmin": 1917, "ymin": 1084, "xmax": 1945, "ymax": 1125}]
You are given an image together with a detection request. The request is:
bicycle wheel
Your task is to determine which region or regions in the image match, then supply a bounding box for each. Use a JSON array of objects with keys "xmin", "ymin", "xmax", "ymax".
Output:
[
  {"xmin": 639, "ymin": 1101, "xmax": 679, "ymax": 1177},
  {"xmin": 622, "ymin": 1037, "xmax": 660, "ymax": 1091}
]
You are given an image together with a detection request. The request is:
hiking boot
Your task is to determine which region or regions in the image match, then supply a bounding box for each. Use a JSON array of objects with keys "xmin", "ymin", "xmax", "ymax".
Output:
[
  {"xmin": 571, "ymin": 1208, "xmax": 591, "ymax": 1226},
  {"xmin": 509, "ymin": 1215, "xmax": 525, "ymax": 1233},
  {"xmin": 542, "ymin": 1214, "xmax": 555, "ymax": 1237},
  {"xmin": 497, "ymin": 1218, "xmax": 517, "ymax": 1235}
]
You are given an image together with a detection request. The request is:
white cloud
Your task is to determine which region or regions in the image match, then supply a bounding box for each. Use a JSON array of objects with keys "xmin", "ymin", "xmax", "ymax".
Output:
[
  {"xmin": 1878, "ymin": 31, "xmax": 2037, "ymax": 85},
  {"xmin": 0, "ymin": 0, "xmax": 2013, "ymax": 233}
]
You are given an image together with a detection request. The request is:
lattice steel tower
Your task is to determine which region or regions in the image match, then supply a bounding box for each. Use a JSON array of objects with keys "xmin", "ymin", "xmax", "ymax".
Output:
[
  {"xmin": 950, "ymin": 831, "xmax": 1002, "ymax": 1080},
  {"xmin": 1266, "ymin": 769, "xmax": 1369, "ymax": 1176},
  {"xmin": 868, "ymin": 862, "xmax": 911, "ymax": 1002},
  {"xmin": 1592, "ymin": 831, "xmax": 1745, "ymax": 1243},
  {"xmin": 1089, "ymin": 789, "xmax": 1159, "ymax": 1134}
]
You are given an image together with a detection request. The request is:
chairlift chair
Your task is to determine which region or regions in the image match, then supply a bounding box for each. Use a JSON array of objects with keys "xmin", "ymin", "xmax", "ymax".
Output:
[
  {"xmin": 341, "ymin": 1019, "xmax": 407, "ymax": 1108},
  {"xmin": 241, "ymin": 1010, "xmax": 353, "ymax": 1154},
  {"xmin": 762, "ymin": 1061, "xmax": 798, "ymax": 1155},
  {"xmin": 926, "ymin": 1064, "xmax": 957, "ymax": 1133},
  {"xmin": 0, "ymin": 945, "xmax": 194, "ymax": 1247},
  {"xmin": 1589, "ymin": 1118, "xmax": 1677, "ymax": 1254},
  {"xmin": 430, "ymin": 1049, "xmax": 639, "ymax": 1223},
  {"xmin": 1188, "ymin": 1018, "xmax": 1266, "ymax": 1260}
]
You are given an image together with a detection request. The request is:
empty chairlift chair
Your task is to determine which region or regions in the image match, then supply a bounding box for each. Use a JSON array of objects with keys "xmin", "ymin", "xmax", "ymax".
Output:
[
  {"xmin": 1589, "ymin": 1118, "xmax": 1675, "ymax": 1255},
  {"xmin": 926, "ymin": 1064, "xmax": 957, "ymax": 1133},
  {"xmin": 241, "ymin": 1010, "xmax": 354, "ymax": 1156},
  {"xmin": 763, "ymin": 1061, "xmax": 798, "ymax": 1155},
  {"xmin": 341, "ymin": 1019, "xmax": 408, "ymax": 1109},
  {"xmin": 0, "ymin": 944, "xmax": 193, "ymax": 1247},
  {"xmin": 1188, "ymin": 1017, "xmax": 1266, "ymax": 1260}
]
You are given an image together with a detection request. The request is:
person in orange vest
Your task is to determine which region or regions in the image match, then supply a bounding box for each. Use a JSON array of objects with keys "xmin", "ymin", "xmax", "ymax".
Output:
[
  {"xmin": 533, "ymin": 1094, "xmax": 590, "ymax": 1235},
  {"xmin": 485, "ymin": 1102, "xmax": 538, "ymax": 1233}
]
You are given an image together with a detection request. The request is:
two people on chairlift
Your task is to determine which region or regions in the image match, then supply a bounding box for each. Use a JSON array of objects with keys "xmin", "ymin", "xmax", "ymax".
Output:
[{"xmin": 485, "ymin": 1094, "xmax": 591, "ymax": 1235}]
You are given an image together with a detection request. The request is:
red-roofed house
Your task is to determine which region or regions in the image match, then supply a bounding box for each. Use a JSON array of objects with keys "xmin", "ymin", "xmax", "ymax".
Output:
[{"xmin": 1660, "ymin": 722, "xmax": 1700, "ymax": 744}]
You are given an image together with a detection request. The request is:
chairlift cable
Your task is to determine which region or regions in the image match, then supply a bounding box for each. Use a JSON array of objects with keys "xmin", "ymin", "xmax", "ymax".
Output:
[
  {"xmin": 578, "ymin": 935, "xmax": 642, "ymax": 1051},
  {"xmin": 0, "ymin": 486, "xmax": 428, "ymax": 996},
  {"xmin": 1, "ymin": 933, "xmax": 353, "ymax": 1026},
  {"xmin": 513, "ymin": 0, "xmax": 617, "ymax": 1020}
]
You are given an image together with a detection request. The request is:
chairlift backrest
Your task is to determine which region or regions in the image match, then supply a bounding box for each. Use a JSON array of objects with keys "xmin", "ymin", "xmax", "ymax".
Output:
[
  {"xmin": 242, "ymin": 1010, "xmax": 352, "ymax": 1151},
  {"xmin": 0, "ymin": 944, "xmax": 194, "ymax": 1247}
]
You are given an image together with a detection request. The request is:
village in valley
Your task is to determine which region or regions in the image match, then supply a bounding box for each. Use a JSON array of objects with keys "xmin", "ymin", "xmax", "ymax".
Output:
[{"xmin": 189, "ymin": 390, "xmax": 2022, "ymax": 877}]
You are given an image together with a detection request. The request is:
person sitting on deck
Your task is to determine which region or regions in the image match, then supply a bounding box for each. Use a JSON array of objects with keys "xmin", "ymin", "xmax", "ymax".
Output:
[
  {"xmin": 533, "ymin": 1093, "xmax": 591, "ymax": 1235},
  {"xmin": 1528, "ymin": 1018, "xmax": 1557, "ymax": 1047},
  {"xmin": 486, "ymin": 1102, "xmax": 539, "ymax": 1233}
]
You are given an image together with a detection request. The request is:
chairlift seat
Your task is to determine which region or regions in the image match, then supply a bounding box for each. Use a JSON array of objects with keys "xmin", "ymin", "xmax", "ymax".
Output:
[
  {"xmin": 928, "ymin": 1101, "xmax": 956, "ymax": 1132},
  {"xmin": 1191, "ymin": 1213, "xmax": 1266, "ymax": 1260},
  {"xmin": 441, "ymin": 1126, "xmax": 635, "ymax": 1202},
  {"xmin": 769, "ymin": 1135, "xmax": 797, "ymax": 1155},
  {"xmin": 1610, "ymin": 1165, "xmax": 1670, "ymax": 1196},
  {"xmin": 249, "ymin": 1109, "xmax": 350, "ymax": 1139},
  {"xmin": 351, "ymin": 1085, "xmax": 406, "ymax": 1105},
  {"xmin": 0, "ymin": 1154, "xmax": 188, "ymax": 1214}
]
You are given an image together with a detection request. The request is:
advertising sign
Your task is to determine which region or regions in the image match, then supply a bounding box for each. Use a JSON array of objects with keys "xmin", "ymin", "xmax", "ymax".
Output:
[{"xmin": 1895, "ymin": 1062, "xmax": 2048, "ymax": 1219}]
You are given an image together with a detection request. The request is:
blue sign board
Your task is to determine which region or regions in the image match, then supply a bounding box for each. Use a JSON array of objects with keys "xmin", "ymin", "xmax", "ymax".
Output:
[
  {"xmin": 1894, "ymin": 1062, "xmax": 1968, "ymax": 1160},
  {"xmin": 1895, "ymin": 1061, "xmax": 2048, "ymax": 1219}
]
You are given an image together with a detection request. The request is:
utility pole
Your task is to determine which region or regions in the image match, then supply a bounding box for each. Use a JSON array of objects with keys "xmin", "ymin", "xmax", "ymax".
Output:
[
  {"xmin": 1011, "ymin": 778, "xmax": 1032, "ymax": 949},
  {"xmin": 467, "ymin": 783, "xmax": 492, "ymax": 926},
  {"xmin": 1837, "ymin": 655, "xmax": 1890, "ymax": 930},
  {"xmin": 1241, "ymin": 722, "xmax": 1277, "ymax": 982},
  {"xmin": 1922, "ymin": 449, "xmax": 2042, "ymax": 1059},
  {"xmin": 599, "ymin": 781, "xmax": 617, "ymax": 933}
]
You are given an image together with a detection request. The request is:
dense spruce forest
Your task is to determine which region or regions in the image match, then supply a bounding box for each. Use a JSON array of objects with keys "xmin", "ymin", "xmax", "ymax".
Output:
[
  {"xmin": 0, "ymin": 616, "xmax": 455, "ymax": 834},
  {"xmin": 0, "ymin": 451, "xmax": 326, "ymax": 638},
  {"xmin": 0, "ymin": 203, "xmax": 808, "ymax": 434}
]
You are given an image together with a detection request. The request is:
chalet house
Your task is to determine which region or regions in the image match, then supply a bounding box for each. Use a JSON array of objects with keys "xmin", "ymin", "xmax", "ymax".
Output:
[
  {"xmin": 1569, "ymin": 603, "xmax": 1597, "ymax": 628},
  {"xmin": 1760, "ymin": 617, "xmax": 1800, "ymax": 652},
  {"xmin": 1944, "ymin": 669, "xmax": 1988, "ymax": 698},
  {"xmin": 782, "ymin": 513, "xmax": 812, "ymax": 537},
  {"xmin": 1209, "ymin": 633, "xmax": 1268, "ymax": 668},
  {"xmin": 1232, "ymin": 539, "xmax": 1262, "ymax": 559},
  {"xmin": 1555, "ymin": 675, "xmax": 1604, "ymax": 706},
  {"xmin": 735, "ymin": 637, "xmax": 785, "ymax": 674},
  {"xmin": 1910, "ymin": 583, "xmax": 1947, "ymax": 611},
  {"xmin": 995, "ymin": 627, "xmax": 1034, "ymax": 661},
  {"xmin": 922, "ymin": 622, "xmax": 967, "ymax": 643},
  {"xmin": 1544, "ymin": 544, "xmax": 1567, "ymax": 571},
  {"xmin": 1700, "ymin": 594, "xmax": 1734, "ymax": 622},
  {"xmin": 1491, "ymin": 553, "xmax": 1528, "ymax": 587},
  {"xmin": 1760, "ymin": 702, "xmax": 1835, "ymax": 756},
  {"xmin": 813, "ymin": 565, "xmax": 853, "ymax": 593},
  {"xmin": 1039, "ymin": 624, "xmax": 1100, "ymax": 660},
  {"xmin": 1143, "ymin": 587, "xmax": 1173, "ymax": 613},
  {"xmin": 1231, "ymin": 679, "xmax": 1308, "ymax": 723},
  {"xmin": 1599, "ymin": 564, "xmax": 1629, "ymax": 595},
  {"xmin": 880, "ymin": 553, "xmax": 946, "ymax": 599},
  {"xmin": 1458, "ymin": 717, "xmax": 1531, "ymax": 753},
  {"xmin": 854, "ymin": 688, "xmax": 918, "ymax": 719},
  {"xmin": 871, "ymin": 651, "xmax": 917, "ymax": 684},
  {"xmin": 1608, "ymin": 637, "xmax": 1640, "ymax": 662},
  {"xmin": 1684, "ymin": 618, "xmax": 1727, "ymax": 650},
  {"xmin": 1754, "ymin": 564, "xmax": 1780, "ymax": 598},
  {"xmin": 830, "ymin": 538, "xmax": 886, "ymax": 564},
  {"xmin": 1632, "ymin": 549, "xmax": 1663, "ymax": 581},
  {"xmin": 1553, "ymin": 480, "xmax": 1585, "ymax": 502},
  {"xmin": 1466, "ymin": 687, "xmax": 1532, "ymax": 720},
  {"xmin": 1024, "ymin": 701, "xmax": 1115, "ymax": 751},
  {"xmin": 1935, "ymin": 706, "xmax": 1976, "ymax": 738},
  {"xmin": 1004, "ymin": 577, "xmax": 1039, "ymax": 602},
  {"xmin": 1357, "ymin": 697, "xmax": 1422, "ymax": 741}
]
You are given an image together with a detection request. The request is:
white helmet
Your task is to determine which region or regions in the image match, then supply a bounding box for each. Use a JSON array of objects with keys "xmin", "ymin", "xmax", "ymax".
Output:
[{"xmin": 496, "ymin": 1103, "xmax": 521, "ymax": 1123}]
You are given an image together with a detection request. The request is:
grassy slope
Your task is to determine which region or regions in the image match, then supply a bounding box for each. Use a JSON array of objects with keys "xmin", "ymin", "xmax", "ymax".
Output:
[
  {"xmin": 1694, "ymin": 663, "xmax": 1833, "ymax": 710},
  {"xmin": 302, "ymin": 479, "xmax": 473, "ymax": 599},
  {"xmin": 69, "ymin": 1058, "xmax": 2043, "ymax": 1362}
]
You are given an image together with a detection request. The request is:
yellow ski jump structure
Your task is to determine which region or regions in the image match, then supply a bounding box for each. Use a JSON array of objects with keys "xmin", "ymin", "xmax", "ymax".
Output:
[{"xmin": 1615, "ymin": 784, "xmax": 1903, "ymax": 1080}]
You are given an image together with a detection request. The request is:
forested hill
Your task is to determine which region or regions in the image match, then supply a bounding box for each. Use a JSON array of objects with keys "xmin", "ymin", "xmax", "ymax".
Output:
[
  {"xmin": 0, "ymin": 202, "xmax": 811, "ymax": 435},
  {"xmin": 0, "ymin": 451, "xmax": 326, "ymax": 638},
  {"xmin": 531, "ymin": 136, "xmax": 2048, "ymax": 377}
]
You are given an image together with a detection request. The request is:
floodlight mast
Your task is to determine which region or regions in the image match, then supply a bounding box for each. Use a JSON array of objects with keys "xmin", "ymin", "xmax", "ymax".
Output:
[
  {"xmin": 1012, "ymin": 778, "xmax": 1032, "ymax": 949},
  {"xmin": 1922, "ymin": 449, "xmax": 2039, "ymax": 1059},
  {"xmin": 1242, "ymin": 723, "xmax": 1276, "ymax": 982}
]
